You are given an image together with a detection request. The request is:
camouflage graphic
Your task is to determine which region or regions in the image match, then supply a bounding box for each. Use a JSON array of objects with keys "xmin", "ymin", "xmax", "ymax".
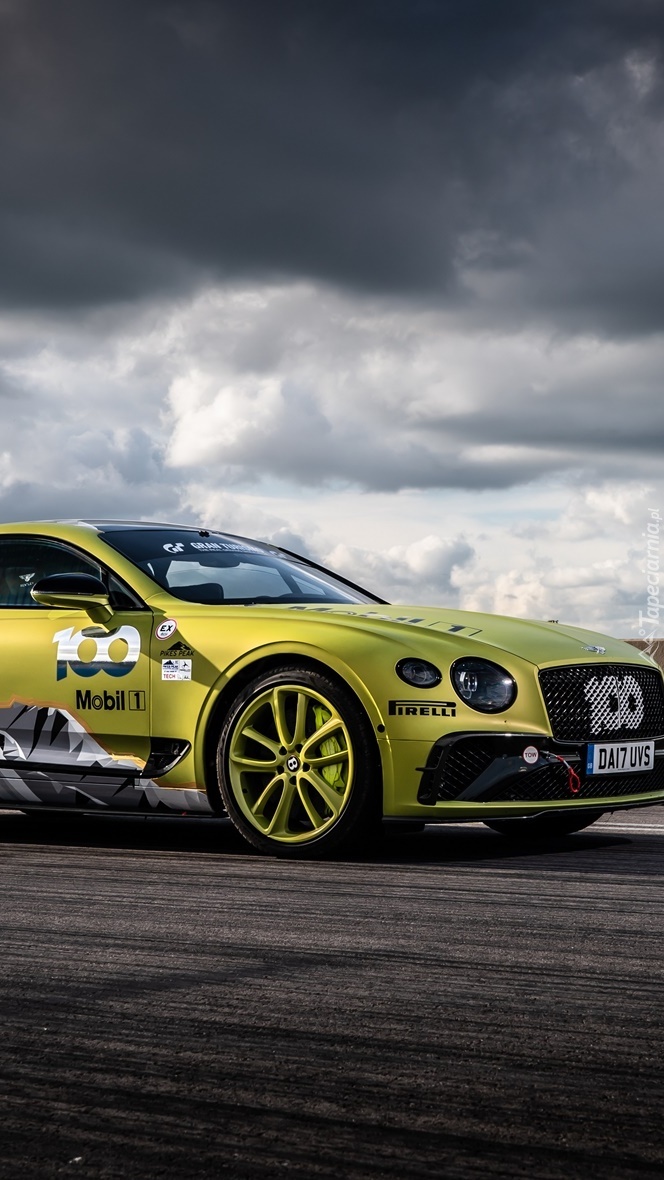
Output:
[
  {"xmin": 0, "ymin": 702, "xmax": 211, "ymax": 813},
  {"xmin": 0, "ymin": 701, "xmax": 137, "ymax": 769}
]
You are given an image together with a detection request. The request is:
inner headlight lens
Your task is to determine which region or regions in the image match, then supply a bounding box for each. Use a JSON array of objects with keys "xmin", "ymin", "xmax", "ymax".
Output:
[
  {"xmin": 451, "ymin": 657, "xmax": 516, "ymax": 713},
  {"xmin": 396, "ymin": 657, "xmax": 442, "ymax": 688}
]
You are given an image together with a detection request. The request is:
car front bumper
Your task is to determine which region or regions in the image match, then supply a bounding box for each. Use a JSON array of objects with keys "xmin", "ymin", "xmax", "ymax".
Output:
[{"xmin": 383, "ymin": 731, "xmax": 664, "ymax": 819}]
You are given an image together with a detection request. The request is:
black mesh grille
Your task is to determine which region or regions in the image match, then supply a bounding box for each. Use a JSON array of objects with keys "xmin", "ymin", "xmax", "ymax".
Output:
[
  {"xmin": 417, "ymin": 732, "xmax": 664, "ymax": 805},
  {"xmin": 489, "ymin": 758, "xmax": 664, "ymax": 803},
  {"xmin": 539, "ymin": 664, "xmax": 664, "ymax": 742},
  {"xmin": 436, "ymin": 742, "xmax": 495, "ymax": 801}
]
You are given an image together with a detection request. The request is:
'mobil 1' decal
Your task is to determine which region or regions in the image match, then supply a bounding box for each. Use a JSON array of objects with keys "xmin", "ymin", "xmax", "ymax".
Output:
[{"xmin": 54, "ymin": 626, "xmax": 141, "ymax": 681}]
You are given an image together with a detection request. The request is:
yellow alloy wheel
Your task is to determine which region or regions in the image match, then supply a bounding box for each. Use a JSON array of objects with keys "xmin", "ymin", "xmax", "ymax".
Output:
[{"xmin": 227, "ymin": 682, "xmax": 355, "ymax": 844}]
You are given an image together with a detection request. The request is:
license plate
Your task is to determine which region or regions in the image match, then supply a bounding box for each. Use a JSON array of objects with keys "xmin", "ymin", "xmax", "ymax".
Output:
[{"xmin": 586, "ymin": 741, "xmax": 655, "ymax": 775}]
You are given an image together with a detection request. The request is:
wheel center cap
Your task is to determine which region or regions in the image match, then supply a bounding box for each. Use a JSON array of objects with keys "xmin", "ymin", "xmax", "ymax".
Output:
[{"xmin": 286, "ymin": 755, "xmax": 300, "ymax": 772}]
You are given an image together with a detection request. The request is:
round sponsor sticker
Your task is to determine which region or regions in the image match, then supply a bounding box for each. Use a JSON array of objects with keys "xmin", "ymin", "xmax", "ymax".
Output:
[
  {"xmin": 155, "ymin": 619, "xmax": 178, "ymax": 641},
  {"xmin": 522, "ymin": 745, "xmax": 539, "ymax": 765}
]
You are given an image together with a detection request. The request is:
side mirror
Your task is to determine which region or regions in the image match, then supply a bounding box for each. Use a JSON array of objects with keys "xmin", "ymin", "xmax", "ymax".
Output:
[{"xmin": 31, "ymin": 573, "xmax": 114, "ymax": 625}]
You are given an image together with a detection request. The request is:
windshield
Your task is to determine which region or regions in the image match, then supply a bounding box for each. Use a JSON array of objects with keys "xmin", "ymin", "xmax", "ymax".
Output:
[{"xmin": 101, "ymin": 529, "xmax": 380, "ymax": 606}]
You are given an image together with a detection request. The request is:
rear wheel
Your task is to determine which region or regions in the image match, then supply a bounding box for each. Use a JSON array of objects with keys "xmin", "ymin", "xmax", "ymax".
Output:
[
  {"xmin": 217, "ymin": 664, "xmax": 381, "ymax": 857},
  {"xmin": 483, "ymin": 811, "xmax": 604, "ymax": 839}
]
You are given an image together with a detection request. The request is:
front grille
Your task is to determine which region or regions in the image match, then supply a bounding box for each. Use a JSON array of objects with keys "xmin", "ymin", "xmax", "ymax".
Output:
[{"xmin": 539, "ymin": 664, "xmax": 664, "ymax": 742}]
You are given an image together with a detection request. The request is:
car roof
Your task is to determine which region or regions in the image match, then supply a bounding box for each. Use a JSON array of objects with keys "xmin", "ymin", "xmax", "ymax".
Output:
[
  {"xmin": 58, "ymin": 520, "xmax": 206, "ymax": 531},
  {"xmin": 0, "ymin": 519, "xmax": 245, "ymax": 534},
  {"xmin": 0, "ymin": 519, "xmax": 271, "ymax": 545}
]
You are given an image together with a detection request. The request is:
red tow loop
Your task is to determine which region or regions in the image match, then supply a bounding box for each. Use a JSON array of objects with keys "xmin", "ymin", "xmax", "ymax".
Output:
[{"xmin": 555, "ymin": 754, "xmax": 581, "ymax": 796}]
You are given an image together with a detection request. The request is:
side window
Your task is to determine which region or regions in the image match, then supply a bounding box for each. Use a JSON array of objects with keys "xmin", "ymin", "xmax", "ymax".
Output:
[
  {"xmin": 0, "ymin": 538, "xmax": 102, "ymax": 609},
  {"xmin": 107, "ymin": 573, "xmax": 143, "ymax": 611}
]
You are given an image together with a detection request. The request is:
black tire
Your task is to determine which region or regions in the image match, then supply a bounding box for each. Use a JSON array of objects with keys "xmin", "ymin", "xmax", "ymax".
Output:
[
  {"xmin": 484, "ymin": 810, "xmax": 604, "ymax": 839},
  {"xmin": 217, "ymin": 664, "xmax": 381, "ymax": 857}
]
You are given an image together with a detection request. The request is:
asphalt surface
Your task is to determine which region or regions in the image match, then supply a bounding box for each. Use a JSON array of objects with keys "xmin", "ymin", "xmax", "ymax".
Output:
[{"xmin": 1, "ymin": 807, "xmax": 664, "ymax": 1180}]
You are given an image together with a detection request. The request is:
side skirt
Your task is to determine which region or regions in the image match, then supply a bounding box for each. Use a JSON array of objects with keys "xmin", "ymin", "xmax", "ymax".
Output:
[{"xmin": 0, "ymin": 763, "xmax": 213, "ymax": 814}]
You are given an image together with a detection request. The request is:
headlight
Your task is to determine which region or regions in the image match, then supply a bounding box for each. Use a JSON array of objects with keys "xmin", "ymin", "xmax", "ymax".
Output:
[
  {"xmin": 450, "ymin": 657, "xmax": 516, "ymax": 713},
  {"xmin": 395, "ymin": 657, "xmax": 442, "ymax": 689}
]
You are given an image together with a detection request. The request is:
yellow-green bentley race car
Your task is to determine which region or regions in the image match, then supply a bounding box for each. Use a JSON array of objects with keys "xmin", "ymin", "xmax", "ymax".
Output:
[{"xmin": 0, "ymin": 519, "xmax": 663, "ymax": 856}]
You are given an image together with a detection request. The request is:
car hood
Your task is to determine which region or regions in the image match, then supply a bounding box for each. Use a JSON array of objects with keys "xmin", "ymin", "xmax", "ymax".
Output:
[{"xmin": 286, "ymin": 604, "xmax": 646, "ymax": 667}]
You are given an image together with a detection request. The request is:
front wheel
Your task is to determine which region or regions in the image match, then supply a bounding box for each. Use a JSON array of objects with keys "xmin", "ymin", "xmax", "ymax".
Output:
[
  {"xmin": 217, "ymin": 664, "xmax": 381, "ymax": 857},
  {"xmin": 483, "ymin": 810, "xmax": 604, "ymax": 839}
]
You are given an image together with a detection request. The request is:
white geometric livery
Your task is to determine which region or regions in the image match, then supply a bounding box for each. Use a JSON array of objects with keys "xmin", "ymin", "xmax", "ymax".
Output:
[{"xmin": 583, "ymin": 674, "xmax": 644, "ymax": 733}]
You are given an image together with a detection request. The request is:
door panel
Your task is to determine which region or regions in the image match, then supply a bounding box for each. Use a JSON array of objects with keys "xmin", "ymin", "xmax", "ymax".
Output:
[
  {"xmin": 0, "ymin": 536, "xmax": 153, "ymax": 807},
  {"xmin": 0, "ymin": 608, "xmax": 152, "ymax": 773},
  {"xmin": 0, "ymin": 608, "xmax": 152, "ymax": 810}
]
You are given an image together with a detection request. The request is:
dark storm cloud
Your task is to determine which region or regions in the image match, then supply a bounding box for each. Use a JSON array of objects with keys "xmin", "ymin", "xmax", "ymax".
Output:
[
  {"xmin": 425, "ymin": 378, "xmax": 664, "ymax": 458},
  {"xmin": 1, "ymin": 0, "xmax": 664, "ymax": 332}
]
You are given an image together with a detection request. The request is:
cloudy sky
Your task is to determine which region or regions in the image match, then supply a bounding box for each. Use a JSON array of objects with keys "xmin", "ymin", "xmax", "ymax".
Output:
[{"xmin": 2, "ymin": 0, "xmax": 663, "ymax": 633}]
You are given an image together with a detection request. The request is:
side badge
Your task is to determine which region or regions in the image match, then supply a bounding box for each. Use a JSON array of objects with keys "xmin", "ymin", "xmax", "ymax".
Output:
[
  {"xmin": 54, "ymin": 626, "xmax": 141, "ymax": 681},
  {"xmin": 155, "ymin": 619, "xmax": 178, "ymax": 640},
  {"xmin": 162, "ymin": 659, "xmax": 192, "ymax": 682}
]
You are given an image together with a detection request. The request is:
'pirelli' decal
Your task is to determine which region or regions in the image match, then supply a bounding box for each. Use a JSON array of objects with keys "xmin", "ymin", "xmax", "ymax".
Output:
[{"xmin": 388, "ymin": 700, "xmax": 457, "ymax": 717}]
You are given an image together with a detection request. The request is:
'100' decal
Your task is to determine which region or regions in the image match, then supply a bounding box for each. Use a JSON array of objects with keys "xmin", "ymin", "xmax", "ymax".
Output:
[{"xmin": 54, "ymin": 626, "xmax": 141, "ymax": 681}]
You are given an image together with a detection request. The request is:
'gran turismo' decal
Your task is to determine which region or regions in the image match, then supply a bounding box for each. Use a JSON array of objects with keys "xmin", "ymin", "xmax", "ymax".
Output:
[
  {"xmin": 189, "ymin": 540, "xmax": 261, "ymax": 553},
  {"xmin": 162, "ymin": 539, "xmax": 261, "ymax": 555},
  {"xmin": 54, "ymin": 625, "xmax": 141, "ymax": 681}
]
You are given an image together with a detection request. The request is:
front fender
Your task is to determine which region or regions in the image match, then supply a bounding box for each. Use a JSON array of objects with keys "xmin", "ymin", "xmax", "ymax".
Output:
[{"xmin": 190, "ymin": 638, "xmax": 392, "ymax": 802}]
